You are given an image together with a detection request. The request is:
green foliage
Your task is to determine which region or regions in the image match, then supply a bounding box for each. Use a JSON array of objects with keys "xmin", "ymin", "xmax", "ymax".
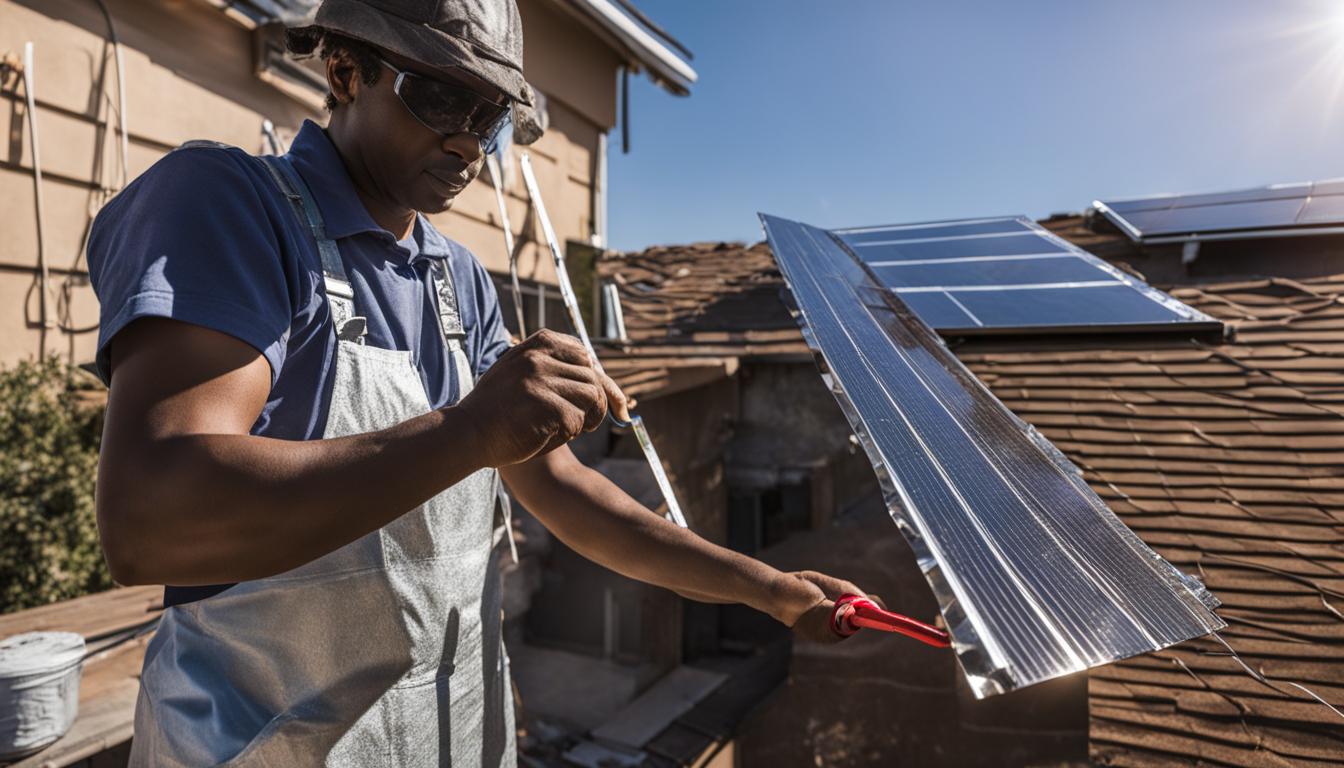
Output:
[
  {"xmin": 564, "ymin": 239, "xmax": 601, "ymax": 333},
  {"xmin": 0, "ymin": 356, "xmax": 111, "ymax": 614}
]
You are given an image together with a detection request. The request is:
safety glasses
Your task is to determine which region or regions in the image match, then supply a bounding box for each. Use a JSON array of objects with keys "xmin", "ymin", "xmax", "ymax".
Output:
[{"xmin": 379, "ymin": 58, "xmax": 512, "ymax": 153}]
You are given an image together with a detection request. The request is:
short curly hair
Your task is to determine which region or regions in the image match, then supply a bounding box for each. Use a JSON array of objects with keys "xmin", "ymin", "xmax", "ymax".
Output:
[{"xmin": 285, "ymin": 28, "xmax": 383, "ymax": 111}]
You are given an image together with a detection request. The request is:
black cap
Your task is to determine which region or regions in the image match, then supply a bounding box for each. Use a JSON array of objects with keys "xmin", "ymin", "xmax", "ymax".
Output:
[{"xmin": 288, "ymin": 0, "xmax": 533, "ymax": 107}]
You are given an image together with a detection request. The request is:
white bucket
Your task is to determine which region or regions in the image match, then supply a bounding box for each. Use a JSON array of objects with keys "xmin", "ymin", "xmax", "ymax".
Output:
[{"xmin": 0, "ymin": 631, "xmax": 85, "ymax": 760}]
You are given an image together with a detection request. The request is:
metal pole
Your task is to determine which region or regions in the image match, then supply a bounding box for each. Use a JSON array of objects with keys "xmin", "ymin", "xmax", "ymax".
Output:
[
  {"xmin": 23, "ymin": 43, "xmax": 52, "ymax": 356},
  {"xmin": 487, "ymin": 153, "xmax": 527, "ymax": 337},
  {"xmin": 518, "ymin": 153, "xmax": 687, "ymax": 528}
]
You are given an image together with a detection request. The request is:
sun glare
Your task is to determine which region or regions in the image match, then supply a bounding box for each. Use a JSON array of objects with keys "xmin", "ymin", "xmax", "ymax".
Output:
[{"xmin": 1270, "ymin": 1, "xmax": 1344, "ymax": 127}]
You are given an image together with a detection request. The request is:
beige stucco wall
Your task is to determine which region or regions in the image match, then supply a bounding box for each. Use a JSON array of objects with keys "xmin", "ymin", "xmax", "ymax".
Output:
[{"xmin": 0, "ymin": 0, "xmax": 621, "ymax": 369}]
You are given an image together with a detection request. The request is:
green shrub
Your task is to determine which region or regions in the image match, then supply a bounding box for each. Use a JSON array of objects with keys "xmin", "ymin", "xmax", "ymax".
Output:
[{"xmin": 0, "ymin": 356, "xmax": 111, "ymax": 614}]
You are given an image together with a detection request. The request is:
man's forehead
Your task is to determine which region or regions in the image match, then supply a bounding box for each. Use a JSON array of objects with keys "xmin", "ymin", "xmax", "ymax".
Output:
[{"xmin": 378, "ymin": 47, "xmax": 506, "ymax": 103}]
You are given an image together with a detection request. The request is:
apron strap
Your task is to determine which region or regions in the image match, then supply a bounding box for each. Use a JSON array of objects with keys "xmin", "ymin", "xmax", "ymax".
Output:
[
  {"xmin": 430, "ymin": 259, "xmax": 467, "ymax": 342},
  {"xmin": 258, "ymin": 155, "xmax": 350, "ymax": 289},
  {"xmin": 430, "ymin": 259, "xmax": 474, "ymax": 390},
  {"xmin": 429, "ymin": 252, "xmax": 517, "ymax": 559},
  {"xmin": 258, "ymin": 154, "xmax": 365, "ymax": 341}
]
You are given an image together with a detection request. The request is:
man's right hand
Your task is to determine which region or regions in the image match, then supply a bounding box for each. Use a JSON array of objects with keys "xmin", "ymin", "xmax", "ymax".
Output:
[{"xmin": 456, "ymin": 329, "xmax": 628, "ymax": 467}]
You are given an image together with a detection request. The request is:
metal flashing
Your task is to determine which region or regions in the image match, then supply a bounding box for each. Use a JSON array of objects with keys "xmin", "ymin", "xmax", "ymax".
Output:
[{"xmin": 760, "ymin": 212, "xmax": 1225, "ymax": 697}]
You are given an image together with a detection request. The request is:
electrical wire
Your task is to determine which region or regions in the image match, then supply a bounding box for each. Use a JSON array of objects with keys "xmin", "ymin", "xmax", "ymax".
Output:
[
  {"xmin": 46, "ymin": 0, "xmax": 132, "ymax": 339},
  {"xmin": 92, "ymin": 0, "xmax": 130, "ymax": 189}
]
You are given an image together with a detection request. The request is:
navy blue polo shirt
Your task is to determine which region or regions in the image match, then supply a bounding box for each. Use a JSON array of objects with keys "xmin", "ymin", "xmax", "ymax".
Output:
[{"xmin": 87, "ymin": 120, "xmax": 511, "ymax": 605}]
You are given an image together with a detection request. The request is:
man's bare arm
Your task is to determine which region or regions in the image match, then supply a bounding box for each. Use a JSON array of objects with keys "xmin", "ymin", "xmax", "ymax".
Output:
[
  {"xmin": 98, "ymin": 321, "xmax": 611, "ymax": 587},
  {"xmin": 501, "ymin": 447, "xmax": 870, "ymax": 636}
]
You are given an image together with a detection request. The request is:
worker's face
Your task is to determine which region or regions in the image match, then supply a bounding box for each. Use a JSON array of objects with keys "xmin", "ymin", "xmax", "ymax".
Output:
[{"xmin": 329, "ymin": 47, "xmax": 504, "ymax": 214}]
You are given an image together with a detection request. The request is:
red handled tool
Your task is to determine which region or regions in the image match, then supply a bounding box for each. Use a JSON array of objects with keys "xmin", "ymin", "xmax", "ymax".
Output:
[{"xmin": 830, "ymin": 594, "xmax": 951, "ymax": 648}]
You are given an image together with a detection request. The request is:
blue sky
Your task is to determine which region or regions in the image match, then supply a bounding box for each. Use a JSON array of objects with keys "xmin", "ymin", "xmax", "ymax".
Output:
[{"xmin": 606, "ymin": 1, "xmax": 1344, "ymax": 252}]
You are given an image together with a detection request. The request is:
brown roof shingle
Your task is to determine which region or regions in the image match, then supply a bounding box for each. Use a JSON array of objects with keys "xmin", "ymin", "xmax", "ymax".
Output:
[
  {"xmin": 596, "ymin": 241, "xmax": 809, "ymax": 396},
  {"xmin": 957, "ymin": 241, "xmax": 1344, "ymax": 766}
]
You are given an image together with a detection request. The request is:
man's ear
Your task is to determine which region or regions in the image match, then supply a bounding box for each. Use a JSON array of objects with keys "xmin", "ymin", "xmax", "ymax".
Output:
[{"xmin": 326, "ymin": 50, "xmax": 359, "ymax": 107}]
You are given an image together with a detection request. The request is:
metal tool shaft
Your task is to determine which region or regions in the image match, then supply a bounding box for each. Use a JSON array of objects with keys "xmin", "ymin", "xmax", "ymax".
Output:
[
  {"xmin": 518, "ymin": 153, "xmax": 688, "ymax": 528},
  {"xmin": 486, "ymin": 153, "xmax": 527, "ymax": 337}
]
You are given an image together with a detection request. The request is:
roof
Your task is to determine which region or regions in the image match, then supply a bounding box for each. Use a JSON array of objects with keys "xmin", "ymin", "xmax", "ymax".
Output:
[
  {"xmin": 555, "ymin": 0, "xmax": 696, "ymax": 95},
  {"xmin": 597, "ymin": 241, "xmax": 810, "ymax": 397},
  {"xmin": 602, "ymin": 221, "xmax": 1344, "ymax": 763},
  {"xmin": 959, "ymin": 219, "xmax": 1344, "ymax": 765}
]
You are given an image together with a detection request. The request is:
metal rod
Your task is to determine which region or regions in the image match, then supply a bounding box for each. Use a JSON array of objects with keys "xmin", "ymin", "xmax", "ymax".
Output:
[
  {"xmin": 621, "ymin": 67, "xmax": 630, "ymax": 154},
  {"xmin": 261, "ymin": 119, "xmax": 287, "ymax": 155},
  {"xmin": 23, "ymin": 42, "xmax": 52, "ymax": 357},
  {"xmin": 487, "ymin": 153, "xmax": 527, "ymax": 337},
  {"xmin": 518, "ymin": 153, "xmax": 687, "ymax": 528}
]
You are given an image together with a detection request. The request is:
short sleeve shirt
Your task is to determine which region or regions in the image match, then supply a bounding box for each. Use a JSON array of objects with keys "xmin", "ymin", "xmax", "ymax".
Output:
[{"xmin": 87, "ymin": 120, "xmax": 512, "ymax": 605}]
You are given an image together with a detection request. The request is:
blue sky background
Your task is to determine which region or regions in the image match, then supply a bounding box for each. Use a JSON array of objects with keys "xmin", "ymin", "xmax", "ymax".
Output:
[{"xmin": 605, "ymin": 1, "xmax": 1344, "ymax": 252}]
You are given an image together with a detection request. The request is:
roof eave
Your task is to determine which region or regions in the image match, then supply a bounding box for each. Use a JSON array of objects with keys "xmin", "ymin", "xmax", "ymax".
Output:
[{"xmin": 555, "ymin": 0, "xmax": 697, "ymax": 95}]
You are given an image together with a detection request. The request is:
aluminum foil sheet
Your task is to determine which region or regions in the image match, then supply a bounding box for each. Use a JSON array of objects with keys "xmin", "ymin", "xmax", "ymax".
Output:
[{"xmin": 759, "ymin": 213, "xmax": 1225, "ymax": 698}]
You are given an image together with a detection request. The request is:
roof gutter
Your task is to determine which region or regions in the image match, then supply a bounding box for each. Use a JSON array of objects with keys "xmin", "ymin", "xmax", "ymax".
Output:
[{"xmin": 559, "ymin": 0, "xmax": 697, "ymax": 95}]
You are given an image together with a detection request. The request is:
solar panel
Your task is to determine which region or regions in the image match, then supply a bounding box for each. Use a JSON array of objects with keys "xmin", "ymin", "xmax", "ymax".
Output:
[
  {"xmin": 1094, "ymin": 178, "xmax": 1344, "ymax": 243},
  {"xmin": 832, "ymin": 216, "xmax": 1221, "ymax": 335},
  {"xmin": 759, "ymin": 212, "xmax": 1224, "ymax": 697}
]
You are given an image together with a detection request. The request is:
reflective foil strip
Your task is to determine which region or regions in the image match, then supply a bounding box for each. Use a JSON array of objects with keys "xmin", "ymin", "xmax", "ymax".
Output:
[{"xmin": 759, "ymin": 213, "xmax": 1225, "ymax": 698}]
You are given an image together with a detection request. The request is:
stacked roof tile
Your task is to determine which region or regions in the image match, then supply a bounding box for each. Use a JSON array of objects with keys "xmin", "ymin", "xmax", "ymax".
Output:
[
  {"xmin": 596, "ymin": 242, "xmax": 808, "ymax": 396},
  {"xmin": 962, "ymin": 217, "xmax": 1344, "ymax": 765},
  {"xmin": 601, "ymin": 222, "xmax": 1344, "ymax": 765}
]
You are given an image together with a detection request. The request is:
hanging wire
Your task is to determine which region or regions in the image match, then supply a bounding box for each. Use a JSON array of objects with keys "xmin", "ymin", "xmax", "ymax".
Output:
[
  {"xmin": 92, "ymin": 0, "xmax": 130, "ymax": 189},
  {"xmin": 48, "ymin": 0, "xmax": 133, "ymax": 338}
]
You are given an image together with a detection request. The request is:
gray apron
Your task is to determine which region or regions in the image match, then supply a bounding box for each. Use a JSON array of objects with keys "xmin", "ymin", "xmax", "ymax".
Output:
[{"xmin": 129, "ymin": 152, "xmax": 515, "ymax": 766}]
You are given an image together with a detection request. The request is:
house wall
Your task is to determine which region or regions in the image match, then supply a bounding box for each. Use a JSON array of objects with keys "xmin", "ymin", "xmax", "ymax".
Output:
[{"xmin": 0, "ymin": 0, "xmax": 620, "ymax": 369}]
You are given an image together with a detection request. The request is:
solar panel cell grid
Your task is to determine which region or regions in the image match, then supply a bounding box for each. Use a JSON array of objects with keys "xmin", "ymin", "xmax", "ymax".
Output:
[
  {"xmin": 839, "ymin": 217, "xmax": 1031, "ymax": 242},
  {"xmin": 950, "ymin": 284, "xmax": 1189, "ymax": 328},
  {"xmin": 829, "ymin": 215, "xmax": 1220, "ymax": 335},
  {"xmin": 1096, "ymin": 178, "xmax": 1344, "ymax": 241},
  {"xmin": 873, "ymin": 255, "xmax": 1109, "ymax": 289},
  {"xmin": 1297, "ymin": 193, "xmax": 1344, "ymax": 224},
  {"xmin": 895, "ymin": 291, "xmax": 979, "ymax": 328},
  {"xmin": 846, "ymin": 232, "xmax": 1068, "ymax": 263}
]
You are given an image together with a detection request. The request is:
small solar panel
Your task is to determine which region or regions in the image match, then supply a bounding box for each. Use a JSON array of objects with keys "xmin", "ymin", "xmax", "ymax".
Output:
[
  {"xmin": 832, "ymin": 216, "xmax": 1221, "ymax": 335},
  {"xmin": 1094, "ymin": 178, "xmax": 1344, "ymax": 243}
]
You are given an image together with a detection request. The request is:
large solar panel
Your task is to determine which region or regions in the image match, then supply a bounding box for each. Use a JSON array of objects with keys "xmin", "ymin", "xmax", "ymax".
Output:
[
  {"xmin": 1094, "ymin": 178, "xmax": 1344, "ymax": 243},
  {"xmin": 832, "ymin": 216, "xmax": 1221, "ymax": 335},
  {"xmin": 760, "ymin": 212, "xmax": 1224, "ymax": 697}
]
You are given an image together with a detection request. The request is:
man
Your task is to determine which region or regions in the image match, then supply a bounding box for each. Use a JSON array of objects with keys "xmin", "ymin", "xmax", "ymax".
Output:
[{"xmin": 88, "ymin": 0, "xmax": 875, "ymax": 764}]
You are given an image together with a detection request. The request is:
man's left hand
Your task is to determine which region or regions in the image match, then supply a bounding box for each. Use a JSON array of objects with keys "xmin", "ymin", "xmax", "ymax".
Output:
[{"xmin": 783, "ymin": 570, "xmax": 886, "ymax": 644}]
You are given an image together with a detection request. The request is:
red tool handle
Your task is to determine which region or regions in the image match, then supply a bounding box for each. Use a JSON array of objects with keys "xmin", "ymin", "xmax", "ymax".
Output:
[{"xmin": 829, "ymin": 594, "xmax": 951, "ymax": 648}]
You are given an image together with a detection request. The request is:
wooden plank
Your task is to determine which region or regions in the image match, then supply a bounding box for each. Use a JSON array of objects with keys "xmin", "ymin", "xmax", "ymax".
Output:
[
  {"xmin": 591, "ymin": 666, "xmax": 728, "ymax": 750},
  {"xmin": 0, "ymin": 586, "xmax": 159, "ymax": 768},
  {"xmin": 0, "ymin": 585, "xmax": 161, "ymax": 640}
]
